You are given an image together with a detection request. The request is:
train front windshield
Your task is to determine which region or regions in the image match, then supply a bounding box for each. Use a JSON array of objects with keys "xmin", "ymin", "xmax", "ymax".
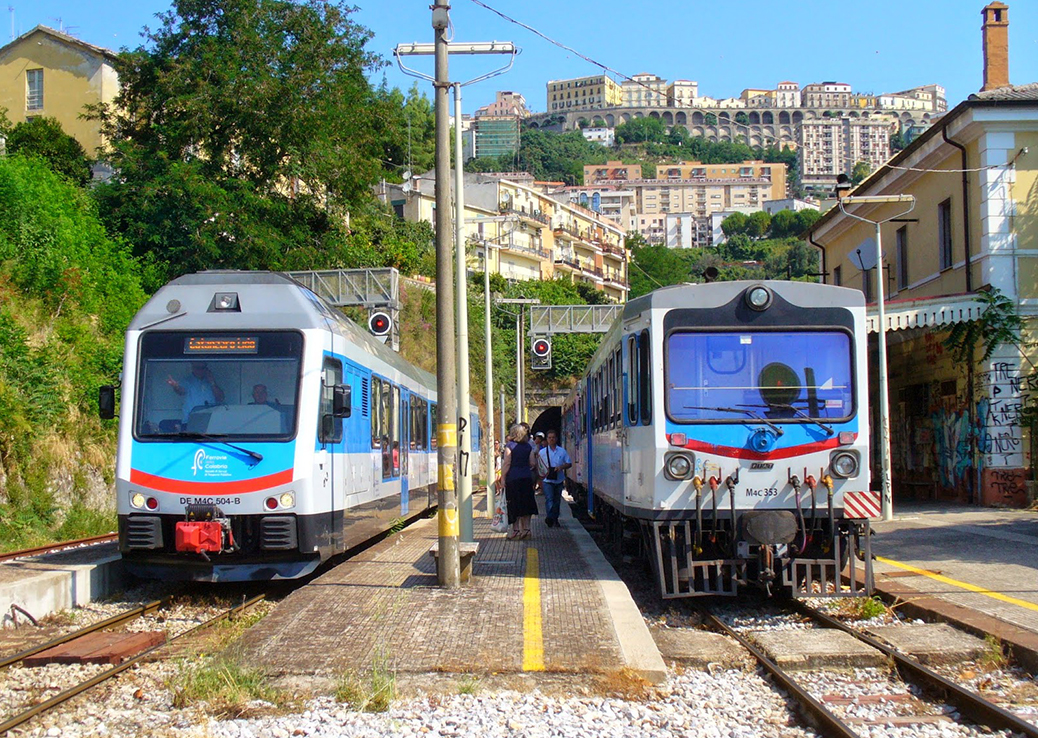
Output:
[
  {"xmin": 135, "ymin": 331, "xmax": 303, "ymax": 440},
  {"xmin": 666, "ymin": 331, "xmax": 854, "ymax": 423}
]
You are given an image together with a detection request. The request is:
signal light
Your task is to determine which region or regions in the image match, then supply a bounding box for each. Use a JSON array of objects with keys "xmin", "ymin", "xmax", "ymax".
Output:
[
  {"xmin": 368, "ymin": 311, "xmax": 392, "ymax": 337},
  {"xmin": 531, "ymin": 336, "xmax": 551, "ymax": 370}
]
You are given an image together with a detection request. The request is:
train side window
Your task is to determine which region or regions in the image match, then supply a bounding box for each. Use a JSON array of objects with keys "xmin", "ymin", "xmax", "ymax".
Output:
[
  {"xmin": 319, "ymin": 358, "xmax": 343, "ymax": 444},
  {"xmin": 392, "ymin": 385, "xmax": 401, "ymax": 476},
  {"xmin": 430, "ymin": 403, "xmax": 438, "ymax": 449},
  {"xmin": 627, "ymin": 336, "xmax": 639, "ymax": 425},
  {"xmin": 370, "ymin": 376, "xmax": 382, "ymax": 448},
  {"xmin": 400, "ymin": 392, "xmax": 408, "ymax": 476},
  {"xmin": 639, "ymin": 330, "xmax": 651, "ymax": 425}
]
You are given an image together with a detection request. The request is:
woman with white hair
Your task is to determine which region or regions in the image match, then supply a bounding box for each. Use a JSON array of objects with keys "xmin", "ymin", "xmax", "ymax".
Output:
[{"xmin": 497, "ymin": 423, "xmax": 539, "ymax": 539}]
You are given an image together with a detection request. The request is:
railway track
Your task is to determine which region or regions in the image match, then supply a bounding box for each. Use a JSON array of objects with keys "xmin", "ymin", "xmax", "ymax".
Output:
[
  {"xmin": 0, "ymin": 533, "xmax": 119, "ymax": 564},
  {"xmin": 698, "ymin": 600, "xmax": 1038, "ymax": 738},
  {"xmin": 0, "ymin": 593, "xmax": 265, "ymax": 735}
]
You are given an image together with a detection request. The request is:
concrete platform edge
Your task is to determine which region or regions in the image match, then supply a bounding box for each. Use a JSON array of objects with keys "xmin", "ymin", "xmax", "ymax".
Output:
[
  {"xmin": 0, "ymin": 555, "xmax": 127, "ymax": 624},
  {"xmin": 872, "ymin": 576, "xmax": 1038, "ymax": 673},
  {"xmin": 561, "ymin": 503, "xmax": 668, "ymax": 683}
]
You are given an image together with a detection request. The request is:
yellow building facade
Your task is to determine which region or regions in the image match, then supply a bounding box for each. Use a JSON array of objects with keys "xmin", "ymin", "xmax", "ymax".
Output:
[
  {"xmin": 0, "ymin": 26, "xmax": 118, "ymax": 158},
  {"xmin": 378, "ymin": 172, "xmax": 629, "ymax": 303},
  {"xmin": 805, "ymin": 84, "xmax": 1038, "ymax": 507}
]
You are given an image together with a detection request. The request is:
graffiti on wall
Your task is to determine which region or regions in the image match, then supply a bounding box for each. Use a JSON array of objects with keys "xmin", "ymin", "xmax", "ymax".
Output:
[{"xmin": 977, "ymin": 361, "xmax": 1025, "ymax": 469}]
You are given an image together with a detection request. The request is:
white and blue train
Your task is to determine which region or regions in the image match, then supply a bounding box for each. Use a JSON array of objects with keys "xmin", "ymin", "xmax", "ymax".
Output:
[
  {"xmin": 561, "ymin": 281, "xmax": 876, "ymax": 598},
  {"xmin": 103, "ymin": 271, "xmax": 478, "ymax": 582}
]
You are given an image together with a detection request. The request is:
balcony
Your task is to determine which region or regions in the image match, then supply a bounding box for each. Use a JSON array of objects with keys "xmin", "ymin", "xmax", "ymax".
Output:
[
  {"xmin": 502, "ymin": 240, "xmax": 550, "ymax": 260},
  {"xmin": 500, "ymin": 206, "xmax": 550, "ymax": 226}
]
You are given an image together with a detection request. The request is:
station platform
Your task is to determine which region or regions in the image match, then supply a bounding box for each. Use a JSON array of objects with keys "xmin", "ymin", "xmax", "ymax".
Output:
[
  {"xmin": 0, "ymin": 542, "xmax": 124, "ymax": 625},
  {"xmin": 870, "ymin": 502, "xmax": 1038, "ymax": 670},
  {"xmin": 238, "ymin": 493, "xmax": 668, "ymax": 683}
]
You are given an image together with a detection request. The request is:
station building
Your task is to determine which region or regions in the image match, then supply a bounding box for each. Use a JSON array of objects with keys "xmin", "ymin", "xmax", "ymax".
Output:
[{"xmin": 803, "ymin": 3, "xmax": 1037, "ymax": 507}]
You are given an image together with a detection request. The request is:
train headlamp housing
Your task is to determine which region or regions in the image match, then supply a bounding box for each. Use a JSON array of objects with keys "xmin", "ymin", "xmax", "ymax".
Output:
[
  {"xmin": 279, "ymin": 492, "xmax": 295, "ymax": 509},
  {"xmin": 208, "ymin": 292, "xmax": 240, "ymax": 312},
  {"xmin": 130, "ymin": 492, "xmax": 146, "ymax": 509},
  {"xmin": 664, "ymin": 452, "xmax": 694, "ymax": 480},
  {"xmin": 829, "ymin": 450, "xmax": 860, "ymax": 479},
  {"xmin": 745, "ymin": 285, "xmax": 772, "ymax": 311}
]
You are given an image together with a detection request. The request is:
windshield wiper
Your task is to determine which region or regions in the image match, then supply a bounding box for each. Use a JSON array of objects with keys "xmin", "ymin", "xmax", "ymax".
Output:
[
  {"xmin": 683, "ymin": 406, "xmax": 784, "ymax": 436},
  {"xmin": 740, "ymin": 403, "xmax": 834, "ymax": 436},
  {"xmin": 171, "ymin": 432, "xmax": 264, "ymax": 462}
]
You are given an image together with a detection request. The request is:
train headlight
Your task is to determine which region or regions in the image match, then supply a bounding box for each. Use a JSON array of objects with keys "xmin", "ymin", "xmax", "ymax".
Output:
[
  {"xmin": 745, "ymin": 285, "xmax": 772, "ymax": 311},
  {"xmin": 279, "ymin": 492, "xmax": 295, "ymax": 509},
  {"xmin": 130, "ymin": 492, "xmax": 146, "ymax": 509},
  {"xmin": 830, "ymin": 451, "xmax": 860, "ymax": 479},
  {"xmin": 664, "ymin": 452, "xmax": 694, "ymax": 480}
]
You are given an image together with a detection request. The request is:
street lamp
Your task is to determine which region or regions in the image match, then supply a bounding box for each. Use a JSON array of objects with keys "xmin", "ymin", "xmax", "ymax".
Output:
[
  {"xmin": 498, "ymin": 297, "xmax": 541, "ymax": 425},
  {"xmin": 838, "ymin": 194, "xmax": 916, "ymax": 521}
]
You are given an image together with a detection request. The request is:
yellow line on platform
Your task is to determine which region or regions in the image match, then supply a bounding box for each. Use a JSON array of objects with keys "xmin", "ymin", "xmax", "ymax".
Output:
[
  {"xmin": 523, "ymin": 547, "xmax": 544, "ymax": 671},
  {"xmin": 876, "ymin": 556, "xmax": 1038, "ymax": 612}
]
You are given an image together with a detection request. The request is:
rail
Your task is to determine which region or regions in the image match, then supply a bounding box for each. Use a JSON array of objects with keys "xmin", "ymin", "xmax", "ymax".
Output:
[
  {"xmin": 0, "ymin": 533, "xmax": 119, "ymax": 563},
  {"xmin": 0, "ymin": 594, "xmax": 266, "ymax": 735}
]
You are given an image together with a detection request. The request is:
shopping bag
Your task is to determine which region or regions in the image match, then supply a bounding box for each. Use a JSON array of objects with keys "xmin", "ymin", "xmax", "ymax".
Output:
[{"xmin": 490, "ymin": 491, "xmax": 509, "ymax": 533}]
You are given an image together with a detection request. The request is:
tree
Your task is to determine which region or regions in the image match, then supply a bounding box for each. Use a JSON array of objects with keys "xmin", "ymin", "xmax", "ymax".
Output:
[
  {"xmin": 5, "ymin": 117, "xmax": 91, "ymax": 185},
  {"xmin": 93, "ymin": 0, "xmax": 392, "ymax": 280},
  {"xmin": 851, "ymin": 160, "xmax": 872, "ymax": 185},
  {"xmin": 720, "ymin": 212, "xmax": 749, "ymax": 238},
  {"xmin": 769, "ymin": 209, "xmax": 798, "ymax": 239},
  {"xmin": 746, "ymin": 211, "xmax": 772, "ymax": 240},
  {"xmin": 614, "ymin": 117, "xmax": 666, "ymax": 144},
  {"xmin": 735, "ymin": 112, "xmax": 749, "ymax": 125},
  {"xmin": 794, "ymin": 209, "xmax": 822, "ymax": 233},
  {"xmin": 629, "ymin": 243, "xmax": 690, "ymax": 298}
]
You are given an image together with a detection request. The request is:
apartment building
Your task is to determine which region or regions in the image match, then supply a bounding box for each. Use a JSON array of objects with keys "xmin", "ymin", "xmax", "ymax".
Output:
[
  {"xmin": 775, "ymin": 81, "xmax": 801, "ymax": 108},
  {"xmin": 473, "ymin": 90, "xmax": 530, "ymax": 119},
  {"xmin": 583, "ymin": 161, "xmax": 643, "ymax": 184},
  {"xmin": 380, "ymin": 172, "xmax": 629, "ymax": 302},
  {"xmin": 798, "ymin": 116, "xmax": 895, "ymax": 194},
  {"xmin": 468, "ymin": 116, "xmax": 521, "ymax": 160},
  {"xmin": 546, "ymin": 75, "xmax": 622, "ymax": 113},
  {"xmin": 668, "ymin": 80, "xmax": 698, "ymax": 107},
  {"xmin": 801, "ymin": 81, "xmax": 853, "ymax": 108},
  {"xmin": 0, "ymin": 26, "xmax": 118, "ymax": 164},
  {"xmin": 622, "ymin": 73, "xmax": 667, "ymax": 108},
  {"xmin": 547, "ymin": 185, "xmax": 637, "ymax": 233}
]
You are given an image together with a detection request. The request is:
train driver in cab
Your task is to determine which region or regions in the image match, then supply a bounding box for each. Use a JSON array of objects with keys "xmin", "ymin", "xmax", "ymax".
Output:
[{"xmin": 166, "ymin": 361, "xmax": 224, "ymax": 422}]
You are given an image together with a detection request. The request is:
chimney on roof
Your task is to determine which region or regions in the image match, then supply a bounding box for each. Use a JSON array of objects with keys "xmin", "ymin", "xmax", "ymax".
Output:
[{"xmin": 981, "ymin": 2, "xmax": 1010, "ymax": 91}]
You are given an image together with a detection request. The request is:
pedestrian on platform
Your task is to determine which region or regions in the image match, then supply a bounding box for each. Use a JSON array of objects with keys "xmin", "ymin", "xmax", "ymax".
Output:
[
  {"xmin": 532, "ymin": 431, "xmax": 546, "ymax": 493},
  {"xmin": 497, "ymin": 423, "xmax": 538, "ymax": 539},
  {"xmin": 538, "ymin": 430, "xmax": 572, "ymax": 528}
]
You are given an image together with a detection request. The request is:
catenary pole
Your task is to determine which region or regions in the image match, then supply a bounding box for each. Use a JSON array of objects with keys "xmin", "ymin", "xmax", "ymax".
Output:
[
  {"xmin": 454, "ymin": 83, "xmax": 473, "ymax": 542},
  {"xmin": 432, "ymin": 0, "xmax": 460, "ymax": 586},
  {"xmin": 484, "ymin": 244, "xmax": 495, "ymax": 518}
]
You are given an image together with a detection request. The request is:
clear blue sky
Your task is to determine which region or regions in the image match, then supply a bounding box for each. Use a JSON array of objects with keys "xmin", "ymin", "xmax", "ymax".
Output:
[{"xmin": 10, "ymin": 0, "xmax": 1038, "ymax": 115}]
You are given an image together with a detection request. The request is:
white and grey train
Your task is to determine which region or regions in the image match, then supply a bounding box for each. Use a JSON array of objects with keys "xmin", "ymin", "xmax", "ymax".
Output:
[
  {"xmin": 101, "ymin": 271, "xmax": 479, "ymax": 582},
  {"xmin": 561, "ymin": 281, "xmax": 876, "ymax": 598}
]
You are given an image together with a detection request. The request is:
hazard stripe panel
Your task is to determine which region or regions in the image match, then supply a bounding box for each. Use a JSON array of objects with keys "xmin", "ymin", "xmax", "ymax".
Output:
[{"xmin": 843, "ymin": 490, "xmax": 881, "ymax": 519}]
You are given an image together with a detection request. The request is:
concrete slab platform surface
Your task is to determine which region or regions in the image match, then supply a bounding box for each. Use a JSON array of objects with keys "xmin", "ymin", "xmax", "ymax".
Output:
[
  {"xmin": 866, "ymin": 623, "xmax": 989, "ymax": 665},
  {"xmin": 649, "ymin": 626, "xmax": 746, "ymax": 669},
  {"xmin": 239, "ymin": 494, "xmax": 667, "ymax": 683},
  {"xmin": 0, "ymin": 543, "xmax": 126, "ymax": 625},
  {"xmin": 750, "ymin": 629, "xmax": 887, "ymax": 669},
  {"xmin": 870, "ymin": 502, "xmax": 1038, "ymax": 670}
]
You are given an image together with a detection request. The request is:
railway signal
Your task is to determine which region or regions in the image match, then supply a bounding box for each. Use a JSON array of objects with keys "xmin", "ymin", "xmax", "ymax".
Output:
[
  {"xmin": 531, "ymin": 336, "xmax": 551, "ymax": 370},
  {"xmin": 368, "ymin": 311, "xmax": 392, "ymax": 339}
]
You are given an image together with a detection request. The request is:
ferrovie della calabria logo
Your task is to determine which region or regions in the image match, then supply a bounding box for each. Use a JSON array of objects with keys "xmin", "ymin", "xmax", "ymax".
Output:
[{"xmin": 191, "ymin": 449, "xmax": 231, "ymax": 478}]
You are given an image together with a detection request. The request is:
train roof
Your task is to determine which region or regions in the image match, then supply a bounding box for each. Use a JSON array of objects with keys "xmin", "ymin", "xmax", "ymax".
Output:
[
  {"xmin": 129, "ymin": 271, "xmax": 440, "ymax": 396},
  {"xmin": 622, "ymin": 280, "xmax": 865, "ymax": 318}
]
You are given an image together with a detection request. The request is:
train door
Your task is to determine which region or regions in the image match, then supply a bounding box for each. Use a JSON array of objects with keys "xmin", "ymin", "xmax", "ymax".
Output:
[
  {"xmin": 319, "ymin": 355, "xmax": 345, "ymax": 549},
  {"xmin": 400, "ymin": 390, "xmax": 410, "ymax": 515}
]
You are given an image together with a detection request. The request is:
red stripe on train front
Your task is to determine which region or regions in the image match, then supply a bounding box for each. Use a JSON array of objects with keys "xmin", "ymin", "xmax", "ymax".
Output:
[
  {"xmin": 129, "ymin": 468, "xmax": 293, "ymax": 495},
  {"xmin": 671, "ymin": 435, "xmax": 851, "ymax": 460}
]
